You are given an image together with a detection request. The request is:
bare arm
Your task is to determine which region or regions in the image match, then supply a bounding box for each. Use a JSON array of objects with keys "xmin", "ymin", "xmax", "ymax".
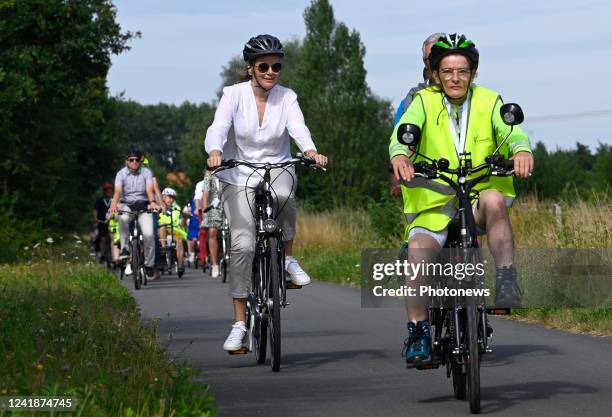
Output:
[
  {"xmin": 146, "ymin": 182, "xmax": 160, "ymax": 210},
  {"xmin": 153, "ymin": 177, "xmax": 163, "ymax": 206},
  {"xmin": 109, "ymin": 186, "xmax": 122, "ymax": 214}
]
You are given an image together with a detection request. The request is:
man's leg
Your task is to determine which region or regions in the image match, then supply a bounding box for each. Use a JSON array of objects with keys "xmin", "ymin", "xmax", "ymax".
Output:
[
  {"xmin": 138, "ymin": 212, "xmax": 155, "ymax": 268},
  {"xmin": 117, "ymin": 205, "xmax": 133, "ymax": 258},
  {"xmin": 473, "ymin": 190, "xmax": 521, "ymax": 306},
  {"xmin": 403, "ymin": 231, "xmax": 443, "ymax": 364},
  {"xmin": 473, "ymin": 190, "xmax": 513, "ymax": 266}
]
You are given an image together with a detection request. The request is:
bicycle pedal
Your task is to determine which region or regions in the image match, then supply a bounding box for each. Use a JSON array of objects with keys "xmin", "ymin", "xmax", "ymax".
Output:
[
  {"xmin": 286, "ymin": 282, "xmax": 302, "ymax": 289},
  {"xmin": 227, "ymin": 347, "xmax": 250, "ymax": 355},
  {"xmin": 486, "ymin": 307, "xmax": 511, "ymax": 315}
]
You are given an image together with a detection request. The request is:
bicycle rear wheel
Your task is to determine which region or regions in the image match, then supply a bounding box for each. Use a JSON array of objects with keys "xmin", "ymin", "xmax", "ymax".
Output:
[
  {"xmin": 268, "ymin": 237, "xmax": 282, "ymax": 372},
  {"xmin": 466, "ymin": 300, "xmax": 481, "ymax": 413},
  {"xmin": 132, "ymin": 240, "xmax": 141, "ymax": 290}
]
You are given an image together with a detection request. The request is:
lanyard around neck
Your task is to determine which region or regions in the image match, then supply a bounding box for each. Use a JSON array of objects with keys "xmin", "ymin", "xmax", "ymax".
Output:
[{"xmin": 443, "ymin": 90, "xmax": 471, "ymax": 155}]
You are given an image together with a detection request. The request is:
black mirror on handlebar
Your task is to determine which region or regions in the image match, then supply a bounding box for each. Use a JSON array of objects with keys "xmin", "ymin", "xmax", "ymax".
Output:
[
  {"xmin": 397, "ymin": 123, "xmax": 421, "ymax": 148},
  {"xmin": 500, "ymin": 103, "xmax": 524, "ymax": 126}
]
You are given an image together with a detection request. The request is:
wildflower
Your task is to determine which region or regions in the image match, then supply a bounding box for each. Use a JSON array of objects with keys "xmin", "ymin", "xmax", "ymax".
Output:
[
  {"xmin": 24, "ymin": 246, "xmax": 29, "ymax": 250},
  {"xmin": 76, "ymin": 240, "xmax": 82, "ymax": 245},
  {"xmin": 46, "ymin": 237, "xmax": 54, "ymax": 244},
  {"xmin": 34, "ymin": 363, "xmax": 44, "ymax": 370},
  {"xmin": 33, "ymin": 243, "xmax": 41, "ymax": 249}
]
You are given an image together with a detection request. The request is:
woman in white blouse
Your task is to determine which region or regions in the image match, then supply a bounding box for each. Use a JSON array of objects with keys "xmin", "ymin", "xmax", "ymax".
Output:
[{"xmin": 205, "ymin": 34, "xmax": 328, "ymax": 352}]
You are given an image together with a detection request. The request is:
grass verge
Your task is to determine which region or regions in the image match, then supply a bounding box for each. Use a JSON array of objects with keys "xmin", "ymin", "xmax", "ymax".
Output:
[{"xmin": 0, "ymin": 242, "xmax": 216, "ymax": 417}]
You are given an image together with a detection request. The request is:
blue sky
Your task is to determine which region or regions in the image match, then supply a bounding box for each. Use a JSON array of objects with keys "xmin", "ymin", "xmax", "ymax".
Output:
[{"xmin": 107, "ymin": 0, "xmax": 612, "ymax": 151}]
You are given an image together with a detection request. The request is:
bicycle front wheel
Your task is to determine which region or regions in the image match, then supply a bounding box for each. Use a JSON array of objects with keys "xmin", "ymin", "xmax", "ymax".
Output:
[
  {"xmin": 268, "ymin": 237, "xmax": 282, "ymax": 372},
  {"xmin": 252, "ymin": 251, "xmax": 267, "ymax": 364},
  {"xmin": 466, "ymin": 300, "xmax": 481, "ymax": 413},
  {"xmin": 131, "ymin": 240, "xmax": 141, "ymax": 290}
]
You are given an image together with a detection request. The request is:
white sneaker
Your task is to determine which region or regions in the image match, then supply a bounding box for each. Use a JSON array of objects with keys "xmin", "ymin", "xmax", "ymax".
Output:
[
  {"xmin": 285, "ymin": 256, "xmax": 311, "ymax": 285},
  {"xmin": 124, "ymin": 263, "xmax": 133, "ymax": 276},
  {"xmin": 223, "ymin": 321, "xmax": 247, "ymax": 351},
  {"xmin": 211, "ymin": 265, "xmax": 219, "ymax": 278}
]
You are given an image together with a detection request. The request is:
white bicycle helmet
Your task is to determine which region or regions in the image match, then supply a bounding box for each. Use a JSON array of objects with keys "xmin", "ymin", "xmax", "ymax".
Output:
[{"xmin": 162, "ymin": 187, "xmax": 177, "ymax": 197}]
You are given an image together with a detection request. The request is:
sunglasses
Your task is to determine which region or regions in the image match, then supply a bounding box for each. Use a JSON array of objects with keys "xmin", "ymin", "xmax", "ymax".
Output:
[
  {"xmin": 127, "ymin": 158, "xmax": 141, "ymax": 163},
  {"xmin": 255, "ymin": 62, "xmax": 282, "ymax": 73}
]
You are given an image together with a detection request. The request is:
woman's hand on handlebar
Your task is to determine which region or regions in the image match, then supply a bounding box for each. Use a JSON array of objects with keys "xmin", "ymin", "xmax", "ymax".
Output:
[
  {"xmin": 510, "ymin": 151, "xmax": 534, "ymax": 178},
  {"xmin": 304, "ymin": 150, "xmax": 328, "ymax": 167},
  {"xmin": 207, "ymin": 150, "xmax": 223, "ymax": 169},
  {"xmin": 391, "ymin": 155, "xmax": 415, "ymax": 182},
  {"xmin": 149, "ymin": 201, "xmax": 161, "ymax": 212}
]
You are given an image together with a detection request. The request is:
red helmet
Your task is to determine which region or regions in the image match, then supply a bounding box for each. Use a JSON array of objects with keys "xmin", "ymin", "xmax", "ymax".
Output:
[{"xmin": 102, "ymin": 182, "xmax": 113, "ymax": 191}]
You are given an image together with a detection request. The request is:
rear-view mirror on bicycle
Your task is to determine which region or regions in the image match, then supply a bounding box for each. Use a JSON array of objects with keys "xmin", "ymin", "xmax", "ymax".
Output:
[
  {"xmin": 396, "ymin": 123, "xmax": 422, "ymax": 147},
  {"xmin": 500, "ymin": 103, "xmax": 524, "ymax": 126}
]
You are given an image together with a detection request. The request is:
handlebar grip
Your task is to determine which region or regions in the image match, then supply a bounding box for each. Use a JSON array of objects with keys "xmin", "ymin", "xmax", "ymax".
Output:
[{"xmin": 497, "ymin": 159, "xmax": 515, "ymax": 169}]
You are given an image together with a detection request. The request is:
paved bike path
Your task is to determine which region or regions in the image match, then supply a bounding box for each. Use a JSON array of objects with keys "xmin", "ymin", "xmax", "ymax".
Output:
[{"xmin": 124, "ymin": 269, "xmax": 612, "ymax": 417}]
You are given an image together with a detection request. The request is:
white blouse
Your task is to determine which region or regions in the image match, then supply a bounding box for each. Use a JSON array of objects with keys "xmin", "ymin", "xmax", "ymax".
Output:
[{"xmin": 204, "ymin": 81, "xmax": 317, "ymax": 187}]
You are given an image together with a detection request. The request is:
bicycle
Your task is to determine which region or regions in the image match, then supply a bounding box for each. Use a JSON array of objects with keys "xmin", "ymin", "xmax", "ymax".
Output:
[
  {"xmin": 118, "ymin": 208, "xmax": 151, "ymax": 290},
  {"xmin": 159, "ymin": 209, "xmax": 184, "ymax": 278},
  {"xmin": 212, "ymin": 155, "xmax": 324, "ymax": 372},
  {"xmin": 396, "ymin": 103, "xmax": 524, "ymax": 413}
]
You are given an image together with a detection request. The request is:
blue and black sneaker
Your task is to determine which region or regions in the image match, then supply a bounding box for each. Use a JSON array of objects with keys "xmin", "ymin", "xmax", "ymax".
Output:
[{"xmin": 404, "ymin": 321, "xmax": 431, "ymax": 364}]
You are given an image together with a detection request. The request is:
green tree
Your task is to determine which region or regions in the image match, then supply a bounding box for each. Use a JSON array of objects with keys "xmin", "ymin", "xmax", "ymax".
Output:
[
  {"xmin": 0, "ymin": 0, "xmax": 136, "ymax": 228},
  {"xmin": 292, "ymin": 0, "xmax": 393, "ymax": 208}
]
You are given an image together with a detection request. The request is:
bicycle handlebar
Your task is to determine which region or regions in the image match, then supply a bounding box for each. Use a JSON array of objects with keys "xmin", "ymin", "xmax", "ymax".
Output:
[
  {"xmin": 412, "ymin": 155, "xmax": 515, "ymax": 180},
  {"xmin": 210, "ymin": 154, "xmax": 326, "ymax": 175}
]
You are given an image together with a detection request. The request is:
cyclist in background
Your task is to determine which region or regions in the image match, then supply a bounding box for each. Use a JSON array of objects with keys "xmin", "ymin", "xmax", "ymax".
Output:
[
  {"xmin": 390, "ymin": 32, "xmax": 445, "ymax": 197},
  {"xmin": 183, "ymin": 194, "xmax": 201, "ymax": 266},
  {"xmin": 205, "ymin": 34, "xmax": 328, "ymax": 351},
  {"xmin": 108, "ymin": 213, "xmax": 121, "ymax": 266},
  {"xmin": 194, "ymin": 170, "xmax": 209, "ymax": 268},
  {"xmin": 202, "ymin": 169, "xmax": 223, "ymax": 278},
  {"xmin": 158, "ymin": 187, "xmax": 187, "ymax": 277},
  {"xmin": 93, "ymin": 182, "xmax": 113, "ymax": 263},
  {"xmin": 109, "ymin": 148, "xmax": 160, "ymax": 279},
  {"xmin": 143, "ymin": 156, "xmax": 163, "ymax": 278},
  {"xmin": 389, "ymin": 34, "xmax": 534, "ymax": 364}
]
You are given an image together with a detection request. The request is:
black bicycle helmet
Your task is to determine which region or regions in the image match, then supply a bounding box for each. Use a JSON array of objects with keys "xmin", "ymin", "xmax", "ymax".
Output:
[
  {"xmin": 429, "ymin": 33, "xmax": 479, "ymax": 71},
  {"xmin": 243, "ymin": 34, "xmax": 284, "ymax": 62},
  {"xmin": 126, "ymin": 147, "xmax": 143, "ymax": 159}
]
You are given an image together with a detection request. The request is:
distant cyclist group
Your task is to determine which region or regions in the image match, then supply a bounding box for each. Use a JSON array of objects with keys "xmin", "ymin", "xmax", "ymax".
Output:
[
  {"xmin": 92, "ymin": 150, "xmax": 228, "ymax": 281},
  {"xmin": 93, "ymin": 30, "xmax": 534, "ymax": 396}
]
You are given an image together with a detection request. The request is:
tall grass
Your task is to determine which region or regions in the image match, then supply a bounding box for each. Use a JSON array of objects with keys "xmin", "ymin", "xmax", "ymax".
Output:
[
  {"xmin": 510, "ymin": 194, "xmax": 611, "ymax": 249},
  {"xmin": 0, "ymin": 243, "xmax": 216, "ymax": 417}
]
